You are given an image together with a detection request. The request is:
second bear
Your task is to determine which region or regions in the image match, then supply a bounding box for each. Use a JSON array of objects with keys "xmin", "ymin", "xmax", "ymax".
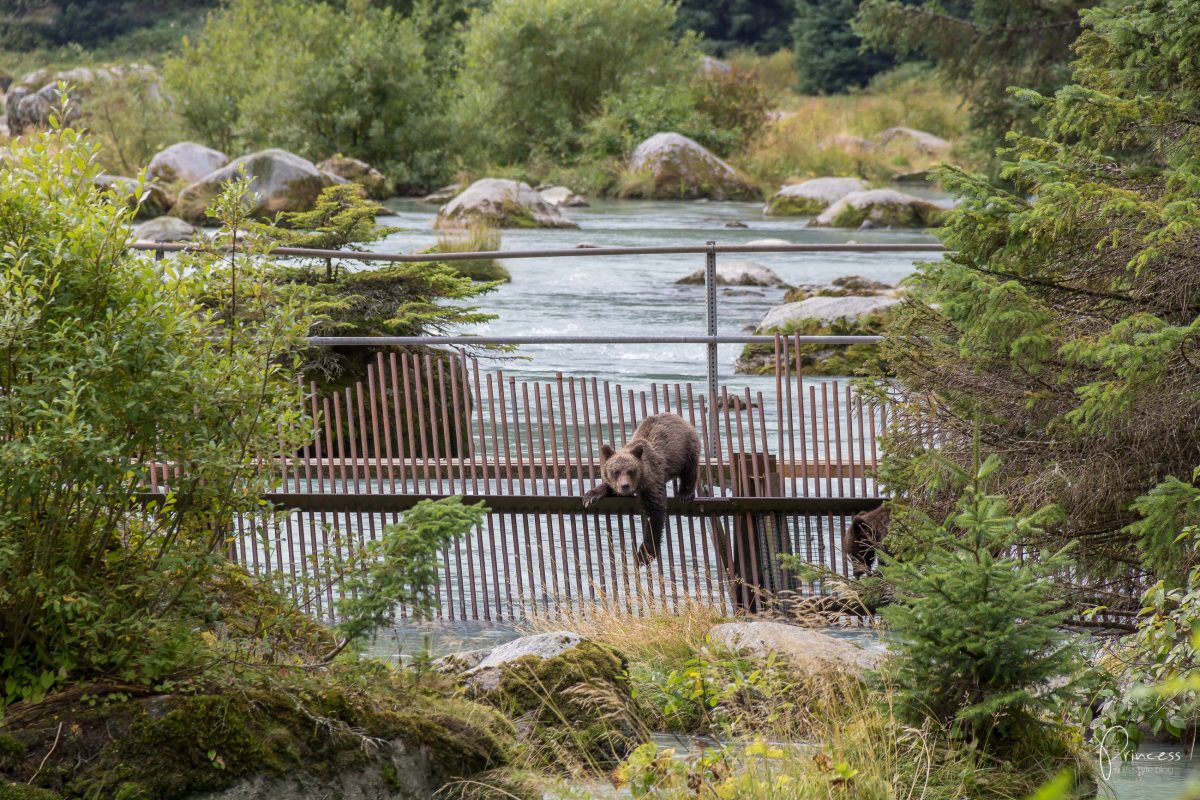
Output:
[{"xmin": 582, "ymin": 413, "xmax": 701, "ymax": 566}]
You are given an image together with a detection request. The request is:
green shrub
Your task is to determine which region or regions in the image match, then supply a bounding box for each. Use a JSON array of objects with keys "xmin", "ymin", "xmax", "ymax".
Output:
[
  {"xmin": 455, "ymin": 0, "xmax": 698, "ymax": 163},
  {"xmin": 0, "ymin": 126, "xmax": 311, "ymax": 705},
  {"xmin": 164, "ymin": 0, "xmax": 447, "ymax": 189},
  {"xmin": 881, "ymin": 448, "xmax": 1080, "ymax": 747}
]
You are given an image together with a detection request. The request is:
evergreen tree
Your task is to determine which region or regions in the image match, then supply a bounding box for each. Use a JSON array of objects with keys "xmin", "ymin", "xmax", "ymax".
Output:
[
  {"xmin": 871, "ymin": 0, "xmax": 1200, "ymax": 583},
  {"xmin": 676, "ymin": 0, "xmax": 795, "ymax": 55},
  {"xmin": 792, "ymin": 0, "xmax": 896, "ymax": 94},
  {"xmin": 854, "ymin": 0, "xmax": 1091, "ymax": 164},
  {"xmin": 882, "ymin": 449, "xmax": 1080, "ymax": 745}
]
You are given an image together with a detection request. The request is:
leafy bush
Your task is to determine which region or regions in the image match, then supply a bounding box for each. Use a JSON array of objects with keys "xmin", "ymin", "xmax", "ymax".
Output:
[
  {"xmin": 79, "ymin": 68, "xmax": 188, "ymax": 177},
  {"xmin": 455, "ymin": 0, "xmax": 699, "ymax": 162},
  {"xmin": 0, "ymin": 126, "xmax": 311, "ymax": 705},
  {"xmin": 164, "ymin": 0, "xmax": 447, "ymax": 189},
  {"xmin": 881, "ymin": 449, "xmax": 1080, "ymax": 745}
]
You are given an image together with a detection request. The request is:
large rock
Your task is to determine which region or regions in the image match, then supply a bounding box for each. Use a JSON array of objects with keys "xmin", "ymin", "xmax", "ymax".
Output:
[
  {"xmin": 436, "ymin": 178, "xmax": 578, "ymax": 229},
  {"xmin": 147, "ymin": 142, "xmax": 229, "ymax": 187},
  {"xmin": 756, "ymin": 294, "xmax": 900, "ymax": 332},
  {"xmin": 440, "ymin": 631, "xmax": 640, "ymax": 765},
  {"xmin": 812, "ymin": 189, "xmax": 946, "ymax": 228},
  {"xmin": 709, "ymin": 621, "xmax": 881, "ymax": 676},
  {"xmin": 626, "ymin": 132, "xmax": 758, "ymax": 201},
  {"xmin": 5, "ymin": 65, "xmax": 157, "ymax": 133},
  {"xmin": 173, "ymin": 149, "xmax": 336, "ymax": 225},
  {"xmin": 873, "ymin": 126, "xmax": 951, "ymax": 156},
  {"xmin": 95, "ymin": 174, "xmax": 171, "ymax": 220},
  {"xmin": 420, "ymin": 183, "xmax": 461, "ymax": 204},
  {"xmin": 134, "ymin": 216, "xmax": 197, "ymax": 243},
  {"xmin": 764, "ymin": 177, "xmax": 868, "ymax": 216},
  {"xmin": 676, "ymin": 259, "xmax": 787, "ymax": 287},
  {"xmin": 538, "ymin": 185, "xmax": 589, "ymax": 207},
  {"xmin": 317, "ymin": 155, "xmax": 389, "ymax": 199}
]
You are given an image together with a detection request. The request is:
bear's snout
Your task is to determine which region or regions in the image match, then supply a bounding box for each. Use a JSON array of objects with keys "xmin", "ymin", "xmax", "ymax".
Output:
[{"xmin": 616, "ymin": 482, "xmax": 634, "ymax": 495}]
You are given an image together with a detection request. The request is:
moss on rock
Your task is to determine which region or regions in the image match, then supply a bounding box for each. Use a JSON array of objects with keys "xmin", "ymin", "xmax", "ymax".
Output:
[
  {"xmin": 0, "ymin": 785, "xmax": 62, "ymax": 800},
  {"xmin": 736, "ymin": 313, "xmax": 890, "ymax": 377}
]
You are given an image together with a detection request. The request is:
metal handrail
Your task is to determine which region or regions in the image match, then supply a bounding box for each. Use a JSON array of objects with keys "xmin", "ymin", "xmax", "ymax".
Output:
[
  {"xmin": 306, "ymin": 334, "xmax": 883, "ymax": 345},
  {"xmin": 130, "ymin": 240, "xmax": 946, "ymax": 261}
]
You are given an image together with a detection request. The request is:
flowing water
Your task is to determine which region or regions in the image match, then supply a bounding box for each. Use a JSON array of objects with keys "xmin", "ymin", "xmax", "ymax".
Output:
[{"xmin": 361, "ymin": 197, "xmax": 1197, "ymax": 799}]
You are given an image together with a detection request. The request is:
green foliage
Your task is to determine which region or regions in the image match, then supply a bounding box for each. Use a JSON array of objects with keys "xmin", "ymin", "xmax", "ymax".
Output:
[
  {"xmin": 0, "ymin": 1, "xmax": 213, "ymax": 52},
  {"xmin": 738, "ymin": 313, "xmax": 890, "ymax": 378},
  {"xmin": 1092, "ymin": 522, "xmax": 1200, "ymax": 751},
  {"xmin": 873, "ymin": 0, "xmax": 1200, "ymax": 581},
  {"xmin": 0, "ymin": 126, "xmax": 311, "ymax": 705},
  {"xmin": 855, "ymin": 0, "xmax": 1091, "ymax": 166},
  {"xmin": 675, "ymin": 0, "xmax": 795, "ymax": 55},
  {"xmin": 164, "ymin": 0, "xmax": 447, "ymax": 189},
  {"xmin": 456, "ymin": 0, "xmax": 700, "ymax": 163},
  {"xmin": 881, "ymin": 449, "xmax": 1080, "ymax": 746},
  {"xmin": 337, "ymin": 498, "xmax": 486, "ymax": 642},
  {"xmin": 791, "ymin": 0, "xmax": 897, "ymax": 94}
]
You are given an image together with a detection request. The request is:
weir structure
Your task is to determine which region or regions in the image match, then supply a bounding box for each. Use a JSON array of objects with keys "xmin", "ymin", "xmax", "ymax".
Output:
[{"xmin": 133, "ymin": 239, "xmax": 944, "ymax": 622}]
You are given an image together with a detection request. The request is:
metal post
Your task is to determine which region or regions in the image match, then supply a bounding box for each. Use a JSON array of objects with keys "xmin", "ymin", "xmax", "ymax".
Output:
[{"xmin": 704, "ymin": 240, "xmax": 718, "ymax": 423}]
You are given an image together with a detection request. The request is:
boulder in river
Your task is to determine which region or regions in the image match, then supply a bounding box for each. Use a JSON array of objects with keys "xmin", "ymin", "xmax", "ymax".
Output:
[
  {"xmin": 764, "ymin": 177, "xmax": 868, "ymax": 216},
  {"xmin": 626, "ymin": 132, "xmax": 758, "ymax": 201},
  {"xmin": 436, "ymin": 178, "xmax": 578, "ymax": 229},
  {"xmin": 317, "ymin": 155, "xmax": 389, "ymax": 199},
  {"xmin": 95, "ymin": 174, "xmax": 171, "ymax": 220},
  {"xmin": 134, "ymin": 216, "xmax": 197, "ymax": 243},
  {"xmin": 811, "ymin": 188, "xmax": 946, "ymax": 228},
  {"xmin": 421, "ymin": 183, "xmax": 461, "ymax": 204},
  {"xmin": 756, "ymin": 294, "xmax": 900, "ymax": 332},
  {"xmin": 538, "ymin": 185, "xmax": 589, "ymax": 207},
  {"xmin": 147, "ymin": 142, "xmax": 229, "ymax": 187},
  {"xmin": 676, "ymin": 259, "xmax": 787, "ymax": 288},
  {"xmin": 709, "ymin": 621, "xmax": 881, "ymax": 676},
  {"xmin": 173, "ymin": 149, "xmax": 337, "ymax": 225}
]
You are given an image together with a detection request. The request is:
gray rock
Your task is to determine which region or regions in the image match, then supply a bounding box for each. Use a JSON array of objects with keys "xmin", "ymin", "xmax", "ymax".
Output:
[
  {"xmin": 6, "ymin": 64, "xmax": 157, "ymax": 133},
  {"xmin": 709, "ymin": 620, "xmax": 881, "ymax": 675},
  {"xmin": 173, "ymin": 149, "xmax": 336, "ymax": 225},
  {"xmin": 764, "ymin": 177, "xmax": 868, "ymax": 216},
  {"xmin": 134, "ymin": 216, "xmax": 197, "ymax": 242},
  {"xmin": 756, "ymin": 295, "xmax": 900, "ymax": 332},
  {"xmin": 95, "ymin": 174, "xmax": 171, "ymax": 219},
  {"xmin": 420, "ymin": 183, "xmax": 461, "ymax": 204},
  {"xmin": 147, "ymin": 142, "xmax": 229, "ymax": 186},
  {"xmin": 821, "ymin": 133, "xmax": 871, "ymax": 152},
  {"xmin": 317, "ymin": 155, "xmax": 389, "ymax": 199},
  {"xmin": 677, "ymin": 259, "xmax": 787, "ymax": 288},
  {"xmin": 627, "ymin": 132, "xmax": 758, "ymax": 201},
  {"xmin": 812, "ymin": 188, "xmax": 945, "ymax": 228},
  {"xmin": 460, "ymin": 631, "xmax": 583, "ymax": 692},
  {"xmin": 700, "ymin": 55, "xmax": 731, "ymax": 77},
  {"xmin": 538, "ymin": 185, "xmax": 589, "ymax": 207},
  {"xmin": 873, "ymin": 127, "xmax": 951, "ymax": 156},
  {"xmin": 436, "ymin": 178, "xmax": 578, "ymax": 229}
]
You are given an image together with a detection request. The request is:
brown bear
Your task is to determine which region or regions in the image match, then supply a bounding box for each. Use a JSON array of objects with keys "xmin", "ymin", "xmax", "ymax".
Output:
[
  {"xmin": 843, "ymin": 505, "xmax": 890, "ymax": 578},
  {"xmin": 582, "ymin": 413, "xmax": 701, "ymax": 566}
]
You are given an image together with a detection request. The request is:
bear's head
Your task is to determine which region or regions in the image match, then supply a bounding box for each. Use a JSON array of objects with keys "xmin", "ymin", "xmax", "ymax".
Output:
[{"xmin": 600, "ymin": 443, "xmax": 644, "ymax": 495}]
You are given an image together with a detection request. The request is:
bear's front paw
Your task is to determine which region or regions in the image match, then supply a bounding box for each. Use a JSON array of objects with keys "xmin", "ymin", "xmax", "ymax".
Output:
[
  {"xmin": 678, "ymin": 490, "xmax": 696, "ymax": 503},
  {"xmin": 635, "ymin": 541, "xmax": 657, "ymax": 566},
  {"xmin": 582, "ymin": 487, "xmax": 606, "ymax": 508}
]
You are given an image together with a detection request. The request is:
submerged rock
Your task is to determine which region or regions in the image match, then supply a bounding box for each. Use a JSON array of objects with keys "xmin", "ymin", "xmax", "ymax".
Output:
[
  {"xmin": 709, "ymin": 620, "xmax": 881, "ymax": 675},
  {"xmin": 420, "ymin": 183, "xmax": 461, "ymax": 204},
  {"xmin": 764, "ymin": 177, "xmax": 868, "ymax": 216},
  {"xmin": 811, "ymin": 189, "xmax": 946, "ymax": 229},
  {"xmin": 134, "ymin": 216, "xmax": 197, "ymax": 243},
  {"xmin": 173, "ymin": 149, "xmax": 336, "ymax": 225},
  {"xmin": 317, "ymin": 155, "xmax": 389, "ymax": 199},
  {"xmin": 676, "ymin": 259, "xmax": 787, "ymax": 288},
  {"xmin": 626, "ymin": 132, "xmax": 758, "ymax": 201},
  {"xmin": 756, "ymin": 294, "xmax": 900, "ymax": 332},
  {"xmin": 538, "ymin": 185, "xmax": 589, "ymax": 207},
  {"xmin": 147, "ymin": 142, "xmax": 229, "ymax": 187},
  {"xmin": 436, "ymin": 178, "xmax": 578, "ymax": 229}
]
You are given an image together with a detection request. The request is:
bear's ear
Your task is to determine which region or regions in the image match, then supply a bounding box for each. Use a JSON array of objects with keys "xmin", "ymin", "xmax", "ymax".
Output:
[
  {"xmin": 600, "ymin": 444, "xmax": 615, "ymax": 460},
  {"xmin": 630, "ymin": 443, "xmax": 645, "ymax": 460}
]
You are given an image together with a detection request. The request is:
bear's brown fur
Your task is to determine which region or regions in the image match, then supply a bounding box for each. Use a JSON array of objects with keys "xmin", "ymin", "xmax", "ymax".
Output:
[
  {"xmin": 843, "ymin": 505, "xmax": 890, "ymax": 578},
  {"xmin": 582, "ymin": 413, "xmax": 701, "ymax": 566}
]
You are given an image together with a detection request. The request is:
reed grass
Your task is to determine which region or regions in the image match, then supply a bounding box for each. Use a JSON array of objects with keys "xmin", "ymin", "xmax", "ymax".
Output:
[{"xmin": 433, "ymin": 222, "xmax": 511, "ymax": 283}]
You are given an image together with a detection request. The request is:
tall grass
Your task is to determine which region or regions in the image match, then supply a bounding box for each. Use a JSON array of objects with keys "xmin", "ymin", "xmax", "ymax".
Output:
[{"xmin": 433, "ymin": 222, "xmax": 511, "ymax": 283}]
